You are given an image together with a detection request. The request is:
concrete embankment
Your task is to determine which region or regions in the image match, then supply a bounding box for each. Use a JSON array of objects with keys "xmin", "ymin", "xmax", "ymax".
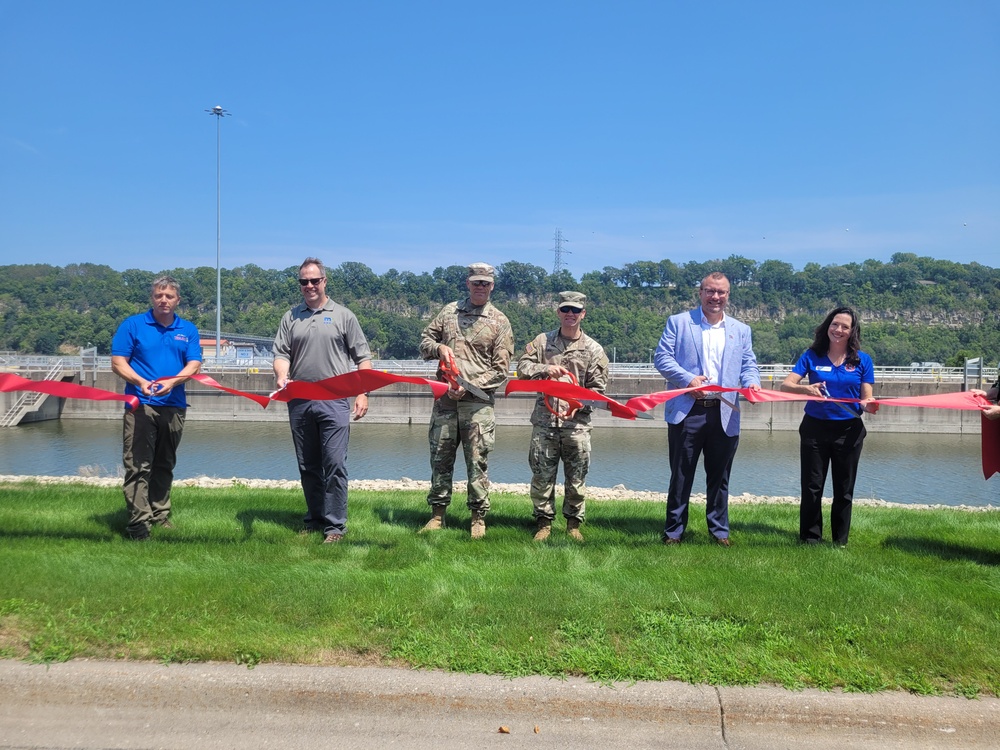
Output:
[{"xmin": 6, "ymin": 371, "xmax": 983, "ymax": 433}]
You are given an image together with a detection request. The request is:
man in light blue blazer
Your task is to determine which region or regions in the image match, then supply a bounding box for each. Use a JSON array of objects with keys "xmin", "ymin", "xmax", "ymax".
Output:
[{"xmin": 653, "ymin": 272, "xmax": 760, "ymax": 546}]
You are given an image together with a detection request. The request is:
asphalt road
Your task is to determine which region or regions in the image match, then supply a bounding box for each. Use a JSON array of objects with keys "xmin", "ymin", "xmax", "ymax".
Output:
[{"xmin": 2, "ymin": 660, "xmax": 998, "ymax": 749}]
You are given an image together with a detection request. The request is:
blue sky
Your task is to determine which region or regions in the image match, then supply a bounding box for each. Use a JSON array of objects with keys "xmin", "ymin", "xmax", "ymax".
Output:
[{"xmin": 1, "ymin": 1, "xmax": 997, "ymax": 277}]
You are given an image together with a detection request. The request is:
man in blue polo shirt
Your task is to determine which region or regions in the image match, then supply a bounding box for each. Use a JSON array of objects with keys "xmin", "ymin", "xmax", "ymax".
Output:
[{"xmin": 111, "ymin": 275, "xmax": 202, "ymax": 540}]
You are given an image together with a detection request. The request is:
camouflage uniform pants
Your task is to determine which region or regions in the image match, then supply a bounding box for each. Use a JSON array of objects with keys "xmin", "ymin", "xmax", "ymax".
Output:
[
  {"xmin": 427, "ymin": 398, "xmax": 495, "ymax": 513},
  {"xmin": 528, "ymin": 425, "xmax": 591, "ymax": 522}
]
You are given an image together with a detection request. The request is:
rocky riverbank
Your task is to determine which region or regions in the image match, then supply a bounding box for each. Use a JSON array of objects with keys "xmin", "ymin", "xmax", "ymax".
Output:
[{"xmin": 0, "ymin": 475, "xmax": 995, "ymax": 512}]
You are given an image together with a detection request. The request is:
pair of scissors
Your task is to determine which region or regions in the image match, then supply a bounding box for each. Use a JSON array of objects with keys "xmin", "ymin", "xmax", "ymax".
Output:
[
  {"xmin": 818, "ymin": 382, "xmax": 863, "ymax": 418},
  {"xmin": 543, "ymin": 371, "xmax": 655, "ymax": 420},
  {"xmin": 439, "ymin": 350, "xmax": 491, "ymax": 401}
]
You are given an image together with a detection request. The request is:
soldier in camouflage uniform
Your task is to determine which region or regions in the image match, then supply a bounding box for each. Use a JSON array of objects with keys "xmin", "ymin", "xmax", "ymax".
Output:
[
  {"xmin": 516, "ymin": 291, "xmax": 609, "ymax": 541},
  {"xmin": 418, "ymin": 262, "xmax": 514, "ymax": 539}
]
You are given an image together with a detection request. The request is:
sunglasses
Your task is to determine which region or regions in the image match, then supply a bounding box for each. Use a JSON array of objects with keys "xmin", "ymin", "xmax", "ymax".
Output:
[
  {"xmin": 470, "ymin": 280, "xmax": 493, "ymax": 287},
  {"xmin": 558, "ymin": 306, "xmax": 583, "ymax": 313},
  {"xmin": 298, "ymin": 277, "xmax": 325, "ymax": 286}
]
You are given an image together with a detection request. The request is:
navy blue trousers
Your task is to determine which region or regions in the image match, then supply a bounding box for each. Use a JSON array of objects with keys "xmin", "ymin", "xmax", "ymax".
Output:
[
  {"xmin": 287, "ymin": 398, "xmax": 351, "ymax": 535},
  {"xmin": 664, "ymin": 404, "xmax": 740, "ymax": 541}
]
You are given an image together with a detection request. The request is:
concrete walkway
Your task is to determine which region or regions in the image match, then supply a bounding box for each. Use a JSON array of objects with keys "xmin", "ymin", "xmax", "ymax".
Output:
[{"xmin": 2, "ymin": 660, "xmax": 998, "ymax": 749}]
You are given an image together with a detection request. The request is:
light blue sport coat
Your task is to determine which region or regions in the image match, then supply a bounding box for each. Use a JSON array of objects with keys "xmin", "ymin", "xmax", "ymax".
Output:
[{"xmin": 653, "ymin": 307, "xmax": 761, "ymax": 437}]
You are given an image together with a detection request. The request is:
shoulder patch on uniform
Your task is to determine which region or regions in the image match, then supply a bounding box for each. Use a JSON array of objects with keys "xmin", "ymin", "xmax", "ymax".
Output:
[{"xmin": 524, "ymin": 341, "xmax": 536, "ymax": 355}]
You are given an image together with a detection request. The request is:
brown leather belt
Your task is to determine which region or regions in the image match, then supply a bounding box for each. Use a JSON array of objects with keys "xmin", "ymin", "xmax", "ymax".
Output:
[{"xmin": 693, "ymin": 398, "xmax": 720, "ymax": 407}]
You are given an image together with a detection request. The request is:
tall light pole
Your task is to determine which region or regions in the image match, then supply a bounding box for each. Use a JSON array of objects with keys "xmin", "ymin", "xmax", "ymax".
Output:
[{"xmin": 206, "ymin": 105, "xmax": 230, "ymax": 361}]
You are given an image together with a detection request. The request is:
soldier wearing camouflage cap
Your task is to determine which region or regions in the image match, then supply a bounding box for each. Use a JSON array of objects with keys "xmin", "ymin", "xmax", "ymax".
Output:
[
  {"xmin": 418, "ymin": 262, "xmax": 515, "ymax": 539},
  {"xmin": 516, "ymin": 291, "xmax": 609, "ymax": 541}
]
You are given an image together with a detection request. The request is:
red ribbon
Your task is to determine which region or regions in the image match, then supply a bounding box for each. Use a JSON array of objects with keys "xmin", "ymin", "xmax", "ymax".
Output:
[
  {"xmin": 625, "ymin": 385, "xmax": 997, "ymax": 479},
  {"xmin": 188, "ymin": 374, "xmax": 272, "ymax": 408},
  {"xmin": 0, "ymin": 372, "xmax": 140, "ymax": 411},
  {"xmin": 1, "ymin": 370, "xmax": 447, "ymax": 416},
  {"xmin": 504, "ymin": 379, "xmax": 646, "ymax": 421},
  {"xmin": 626, "ymin": 384, "xmax": 730, "ymax": 412},
  {"xmin": 184, "ymin": 371, "xmax": 449, "ymax": 405},
  {"xmin": 265, "ymin": 370, "xmax": 450, "ymax": 403},
  {"xmin": 625, "ymin": 385, "xmax": 988, "ymax": 412},
  {"xmin": 5, "ymin": 369, "xmax": 997, "ymax": 479}
]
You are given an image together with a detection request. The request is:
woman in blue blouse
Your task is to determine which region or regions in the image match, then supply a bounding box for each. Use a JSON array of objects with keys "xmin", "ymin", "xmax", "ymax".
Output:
[{"xmin": 781, "ymin": 307, "xmax": 878, "ymax": 546}]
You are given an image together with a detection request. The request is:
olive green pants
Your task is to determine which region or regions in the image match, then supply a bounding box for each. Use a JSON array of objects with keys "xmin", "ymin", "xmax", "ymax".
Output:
[{"xmin": 122, "ymin": 405, "xmax": 186, "ymax": 538}]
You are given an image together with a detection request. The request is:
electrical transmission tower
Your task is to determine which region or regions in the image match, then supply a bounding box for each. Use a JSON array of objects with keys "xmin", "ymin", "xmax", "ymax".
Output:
[{"xmin": 551, "ymin": 228, "xmax": 571, "ymax": 274}]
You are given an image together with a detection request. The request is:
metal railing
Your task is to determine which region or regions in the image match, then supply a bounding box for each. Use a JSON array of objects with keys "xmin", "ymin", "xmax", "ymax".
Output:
[{"xmin": 1, "ymin": 358, "xmax": 67, "ymax": 427}]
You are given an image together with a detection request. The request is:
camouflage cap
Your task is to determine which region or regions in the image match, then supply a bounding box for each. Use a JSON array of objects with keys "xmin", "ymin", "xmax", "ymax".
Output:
[
  {"xmin": 467, "ymin": 262, "xmax": 495, "ymax": 282},
  {"xmin": 557, "ymin": 291, "xmax": 587, "ymax": 310}
]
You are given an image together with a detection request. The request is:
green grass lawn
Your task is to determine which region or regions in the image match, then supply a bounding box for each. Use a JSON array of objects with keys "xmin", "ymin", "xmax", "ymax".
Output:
[{"xmin": 1, "ymin": 480, "xmax": 998, "ymax": 697}]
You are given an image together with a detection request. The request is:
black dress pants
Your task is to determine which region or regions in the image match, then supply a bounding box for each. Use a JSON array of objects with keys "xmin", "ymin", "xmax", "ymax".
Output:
[{"xmin": 798, "ymin": 414, "xmax": 867, "ymax": 545}]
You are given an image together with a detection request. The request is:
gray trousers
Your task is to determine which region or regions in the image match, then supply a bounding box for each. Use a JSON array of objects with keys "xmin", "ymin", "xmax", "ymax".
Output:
[
  {"xmin": 288, "ymin": 398, "xmax": 351, "ymax": 535},
  {"xmin": 122, "ymin": 404, "xmax": 186, "ymax": 538}
]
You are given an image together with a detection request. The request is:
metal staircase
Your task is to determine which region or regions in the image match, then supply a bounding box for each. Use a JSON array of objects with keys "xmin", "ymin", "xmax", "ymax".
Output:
[{"xmin": 1, "ymin": 359, "xmax": 68, "ymax": 428}]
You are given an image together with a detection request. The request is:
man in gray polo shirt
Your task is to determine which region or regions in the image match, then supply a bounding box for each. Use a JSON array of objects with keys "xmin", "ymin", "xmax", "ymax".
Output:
[{"xmin": 273, "ymin": 257, "xmax": 373, "ymax": 543}]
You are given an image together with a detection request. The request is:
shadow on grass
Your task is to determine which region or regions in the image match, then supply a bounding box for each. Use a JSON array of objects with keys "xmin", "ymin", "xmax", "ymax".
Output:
[
  {"xmin": 373, "ymin": 505, "xmax": 536, "ymax": 535},
  {"xmin": 236, "ymin": 508, "xmax": 303, "ymax": 539},
  {"xmin": 374, "ymin": 505, "xmax": 431, "ymax": 530},
  {"xmin": 93, "ymin": 508, "xmax": 129, "ymax": 538},
  {"xmin": 731, "ymin": 519, "xmax": 797, "ymax": 543},
  {"xmin": 0, "ymin": 522, "xmax": 116, "ymax": 543},
  {"xmin": 883, "ymin": 536, "xmax": 1000, "ymax": 566}
]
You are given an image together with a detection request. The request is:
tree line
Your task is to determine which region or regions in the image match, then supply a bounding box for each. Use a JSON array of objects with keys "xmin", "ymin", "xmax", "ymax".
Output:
[{"xmin": 1, "ymin": 253, "xmax": 998, "ymax": 367}]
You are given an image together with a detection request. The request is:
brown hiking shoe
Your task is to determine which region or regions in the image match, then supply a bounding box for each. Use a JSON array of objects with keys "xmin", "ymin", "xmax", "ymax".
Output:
[
  {"xmin": 420, "ymin": 505, "xmax": 447, "ymax": 533},
  {"xmin": 532, "ymin": 519, "xmax": 552, "ymax": 541},
  {"xmin": 566, "ymin": 517, "xmax": 584, "ymax": 542},
  {"xmin": 470, "ymin": 511, "xmax": 486, "ymax": 539}
]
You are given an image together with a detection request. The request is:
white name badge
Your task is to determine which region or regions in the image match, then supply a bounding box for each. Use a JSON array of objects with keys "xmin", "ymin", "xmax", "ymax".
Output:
[{"xmin": 815, "ymin": 366, "xmax": 833, "ymax": 372}]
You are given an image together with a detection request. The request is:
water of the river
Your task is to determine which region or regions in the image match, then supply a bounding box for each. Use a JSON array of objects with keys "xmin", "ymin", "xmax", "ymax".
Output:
[{"xmin": 0, "ymin": 420, "xmax": 997, "ymax": 507}]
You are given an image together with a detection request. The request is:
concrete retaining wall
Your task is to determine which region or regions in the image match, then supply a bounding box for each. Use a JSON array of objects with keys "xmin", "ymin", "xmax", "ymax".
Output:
[{"xmin": 0, "ymin": 371, "xmax": 978, "ymax": 434}]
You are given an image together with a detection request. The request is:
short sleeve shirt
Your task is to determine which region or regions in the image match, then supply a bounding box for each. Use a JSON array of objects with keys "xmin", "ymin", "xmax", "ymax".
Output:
[
  {"xmin": 792, "ymin": 348, "xmax": 875, "ymax": 420},
  {"xmin": 111, "ymin": 310, "xmax": 202, "ymax": 408},
  {"xmin": 272, "ymin": 299, "xmax": 372, "ymax": 382}
]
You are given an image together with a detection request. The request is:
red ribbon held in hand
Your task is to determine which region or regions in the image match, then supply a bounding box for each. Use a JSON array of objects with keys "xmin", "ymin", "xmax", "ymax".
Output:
[
  {"xmin": 0, "ymin": 372, "xmax": 139, "ymax": 411},
  {"xmin": 268, "ymin": 370, "xmax": 449, "ymax": 403},
  {"xmin": 626, "ymin": 386, "xmax": 998, "ymax": 479},
  {"xmin": 186, "ymin": 370, "xmax": 449, "ymax": 406},
  {"xmin": 505, "ymin": 378, "xmax": 647, "ymax": 421}
]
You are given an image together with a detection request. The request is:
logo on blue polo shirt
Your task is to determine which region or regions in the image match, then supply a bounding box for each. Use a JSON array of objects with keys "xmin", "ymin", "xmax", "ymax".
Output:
[{"xmin": 174, "ymin": 334, "xmax": 189, "ymax": 343}]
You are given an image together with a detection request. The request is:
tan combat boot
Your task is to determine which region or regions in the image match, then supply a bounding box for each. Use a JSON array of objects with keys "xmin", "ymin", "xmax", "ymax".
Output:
[
  {"xmin": 470, "ymin": 511, "xmax": 487, "ymax": 539},
  {"xmin": 420, "ymin": 505, "xmax": 446, "ymax": 533},
  {"xmin": 533, "ymin": 518, "xmax": 552, "ymax": 541},
  {"xmin": 566, "ymin": 517, "xmax": 584, "ymax": 542}
]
